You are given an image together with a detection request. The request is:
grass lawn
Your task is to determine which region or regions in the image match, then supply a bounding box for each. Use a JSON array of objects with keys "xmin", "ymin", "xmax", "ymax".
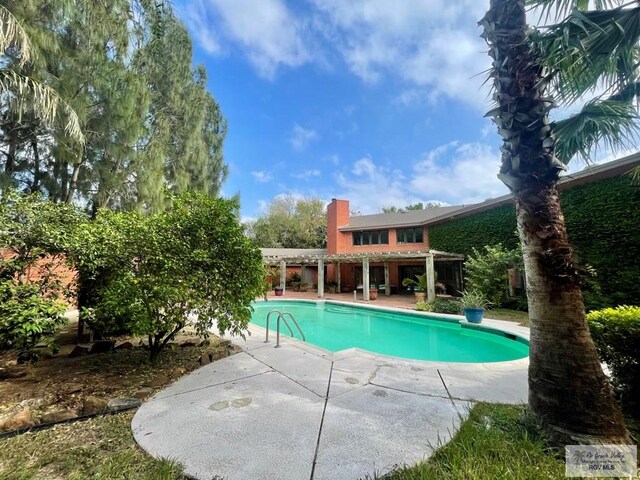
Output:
[
  {"xmin": 0, "ymin": 411, "xmax": 186, "ymax": 479},
  {"xmin": 381, "ymin": 403, "xmax": 565, "ymax": 480},
  {"xmin": 485, "ymin": 308, "xmax": 530, "ymax": 327}
]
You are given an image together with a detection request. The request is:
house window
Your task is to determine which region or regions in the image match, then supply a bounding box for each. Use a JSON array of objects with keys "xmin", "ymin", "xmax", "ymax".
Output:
[
  {"xmin": 352, "ymin": 229, "xmax": 389, "ymax": 246},
  {"xmin": 396, "ymin": 226, "xmax": 424, "ymax": 244}
]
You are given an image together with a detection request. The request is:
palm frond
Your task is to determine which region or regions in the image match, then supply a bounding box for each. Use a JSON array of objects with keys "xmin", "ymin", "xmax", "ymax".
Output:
[
  {"xmin": 0, "ymin": 4, "xmax": 33, "ymax": 66},
  {"xmin": 0, "ymin": 70, "xmax": 84, "ymax": 144},
  {"xmin": 553, "ymin": 98, "xmax": 639, "ymax": 163},
  {"xmin": 533, "ymin": 7, "xmax": 640, "ymax": 104},
  {"xmin": 628, "ymin": 165, "xmax": 640, "ymax": 184},
  {"xmin": 527, "ymin": 0, "xmax": 623, "ymax": 23}
]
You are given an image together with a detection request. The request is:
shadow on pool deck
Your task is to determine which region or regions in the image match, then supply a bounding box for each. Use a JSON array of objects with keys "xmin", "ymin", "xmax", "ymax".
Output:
[{"xmin": 132, "ymin": 318, "xmax": 529, "ymax": 480}]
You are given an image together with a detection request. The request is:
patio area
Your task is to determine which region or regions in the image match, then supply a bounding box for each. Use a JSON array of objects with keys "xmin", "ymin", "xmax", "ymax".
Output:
[
  {"xmin": 132, "ymin": 304, "xmax": 530, "ymax": 480},
  {"xmin": 265, "ymin": 289, "xmax": 424, "ymax": 309}
]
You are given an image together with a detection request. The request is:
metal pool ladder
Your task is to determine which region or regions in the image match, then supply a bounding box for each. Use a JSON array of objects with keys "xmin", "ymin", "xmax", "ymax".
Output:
[{"xmin": 264, "ymin": 309, "xmax": 306, "ymax": 348}]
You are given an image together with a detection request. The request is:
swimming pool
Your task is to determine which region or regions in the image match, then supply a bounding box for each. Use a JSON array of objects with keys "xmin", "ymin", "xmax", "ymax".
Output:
[{"xmin": 250, "ymin": 300, "xmax": 529, "ymax": 363}]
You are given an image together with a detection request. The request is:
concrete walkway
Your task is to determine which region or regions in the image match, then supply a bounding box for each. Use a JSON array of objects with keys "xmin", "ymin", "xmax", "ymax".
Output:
[{"xmin": 132, "ymin": 318, "xmax": 529, "ymax": 480}]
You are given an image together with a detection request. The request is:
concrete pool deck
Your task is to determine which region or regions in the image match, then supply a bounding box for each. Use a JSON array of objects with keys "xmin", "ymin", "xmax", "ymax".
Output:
[{"xmin": 132, "ymin": 311, "xmax": 530, "ymax": 480}]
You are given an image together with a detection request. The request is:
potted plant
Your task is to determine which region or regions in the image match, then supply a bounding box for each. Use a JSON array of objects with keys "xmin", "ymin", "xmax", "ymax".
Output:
[
  {"xmin": 299, "ymin": 282, "xmax": 309, "ymax": 292},
  {"xmin": 274, "ymin": 286, "xmax": 284, "ymax": 296},
  {"xmin": 460, "ymin": 290, "xmax": 490, "ymax": 323},
  {"xmin": 402, "ymin": 273, "xmax": 427, "ymax": 302},
  {"xmin": 326, "ymin": 280, "xmax": 338, "ymax": 294}
]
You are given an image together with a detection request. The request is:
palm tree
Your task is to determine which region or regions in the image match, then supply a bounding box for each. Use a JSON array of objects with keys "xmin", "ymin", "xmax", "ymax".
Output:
[
  {"xmin": 0, "ymin": 4, "xmax": 84, "ymax": 145},
  {"xmin": 480, "ymin": 0, "xmax": 634, "ymax": 444}
]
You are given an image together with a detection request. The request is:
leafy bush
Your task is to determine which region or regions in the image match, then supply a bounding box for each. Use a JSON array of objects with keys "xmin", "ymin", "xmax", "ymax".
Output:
[
  {"xmin": 0, "ymin": 192, "xmax": 84, "ymax": 356},
  {"xmin": 417, "ymin": 298, "xmax": 463, "ymax": 315},
  {"xmin": 415, "ymin": 301, "xmax": 429, "ymax": 311},
  {"xmin": 68, "ymin": 193, "xmax": 265, "ymax": 360},
  {"xmin": 0, "ymin": 283, "xmax": 67, "ymax": 353},
  {"xmin": 587, "ymin": 306, "xmax": 640, "ymax": 416},
  {"xmin": 465, "ymin": 244, "xmax": 524, "ymax": 308}
]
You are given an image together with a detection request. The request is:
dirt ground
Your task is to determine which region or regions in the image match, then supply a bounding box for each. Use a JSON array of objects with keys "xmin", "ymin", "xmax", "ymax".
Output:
[{"xmin": 0, "ymin": 313, "xmax": 236, "ymax": 429}]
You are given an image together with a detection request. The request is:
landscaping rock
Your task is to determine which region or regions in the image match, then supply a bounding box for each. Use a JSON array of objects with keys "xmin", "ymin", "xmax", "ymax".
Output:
[
  {"xmin": 0, "ymin": 368, "xmax": 27, "ymax": 380},
  {"xmin": 211, "ymin": 350, "xmax": 228, "ymax": 361},
  {"xmin": 89, "ymin": 340, "xmax": 115, "ymax": 354},
  {"xmin": 199, "ymin": 353, "xmax": 211, "ymax": 366},
  {"xmin": 19, "ymin": 397, "xmax": 47, "ymax": 409},
  {"xmin": 81, "ymin": 396, "xmax": 108, "ymax": 415},
  {"xmin": 107, "ymin": 398, "xmax": 141, "ymax": 411},
  {"xmin": 40, "ymin": 409, "xmax": 76, "ymax": 424},
  {"xmin": 0, "ymin": 408, "xmax": 34, "ymax": 431},
  {"xmin": 65, "ymin": 383, "xmax": 83, "ymax": 394},
  {"xmin": 198, "ymin": 339, "xmax": 211, "ymax": 347},
  {"xmin": 115, "ymin": 341, "xmax": 134, "ymax": 350},
  {"xmin": 171, "ymin": 367, "xmax": 187, "ymax": 378},
  {"xmin": 134, "ymin": 387, "xmax": 154, "ymax": 400},
  {"xmin": 149, "ymin": 374, "xmax": 171, "ymax": 388},
  {"xmin": 68, "ymin": 344, "xmax": 91, "ymax": 358},
  {"xmin": 179, "ymin": 340, "xmax": 198, "ymax": 348}
]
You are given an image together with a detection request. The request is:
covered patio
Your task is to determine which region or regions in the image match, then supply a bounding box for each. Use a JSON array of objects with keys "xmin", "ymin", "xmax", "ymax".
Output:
[{"xmin": 262, "ymin": 249, "xmax": 465, "ymax": 302}]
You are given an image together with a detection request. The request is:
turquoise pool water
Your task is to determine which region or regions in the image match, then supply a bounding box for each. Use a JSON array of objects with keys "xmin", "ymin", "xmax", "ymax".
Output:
[{"xmin": 250, "ymin": 300, "xmax": 529, "ymax": 363}]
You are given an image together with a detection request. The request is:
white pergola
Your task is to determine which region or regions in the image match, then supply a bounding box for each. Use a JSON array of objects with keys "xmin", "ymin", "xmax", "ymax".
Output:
[{"xmin": 262, "ymin": 249, "xmax": 465, "ymax": 302}]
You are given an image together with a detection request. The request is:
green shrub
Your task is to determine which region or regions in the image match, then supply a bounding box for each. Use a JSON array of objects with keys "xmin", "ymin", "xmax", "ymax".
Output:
[
  {"xmin": 587, "ymin": 306, "xmax": 640, "ymax": 417},
  {"xmin": 420, "ymin": 298, "xmax": 463, "ymax": 315},
  {"xmin": 68, "ymin": 193, "xmax": 266, "ymax": 360},
  {"xmin": 0, "ymin": 192, "xmax": 84, "ymax": 356},
  {"xmin": 415, "ymin": 301, "xmax": 430, "ymax": 312},
  {"xmin": 0, "ymin": 283, "xmax": 67, "ymax": 354},
  {"xmin": 465, "ymin": 244, "xmax": 524, "ymax": 308}
]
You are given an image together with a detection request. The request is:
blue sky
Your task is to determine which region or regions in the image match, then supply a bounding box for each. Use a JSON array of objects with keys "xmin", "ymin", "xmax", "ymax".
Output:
[{"xmin": 175, "ymin": 0, "xmax": 621, "ymax": 221}]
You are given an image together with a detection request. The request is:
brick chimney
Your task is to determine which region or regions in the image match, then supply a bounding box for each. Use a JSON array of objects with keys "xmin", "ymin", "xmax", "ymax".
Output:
[{"xmin": 326, "ymin": 198, "xmax": 350, "ymax": 254}]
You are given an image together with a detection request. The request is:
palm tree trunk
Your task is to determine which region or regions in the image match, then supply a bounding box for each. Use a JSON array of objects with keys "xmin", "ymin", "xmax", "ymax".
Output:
[
  {"xmin": 482, "ymin": 0, "xmax": 630, "ymax": 444},
  {"xmin": 516, "ymin": 185, "xmax": 630, "ymax": 444}
]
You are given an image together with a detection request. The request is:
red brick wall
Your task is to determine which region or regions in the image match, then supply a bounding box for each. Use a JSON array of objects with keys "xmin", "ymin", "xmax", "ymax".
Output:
[
  {"xmin": 1, "ymin": 248, "xmax": 77, "ymax": 305},
  {"xmin": 326, "ymin": 199, "xmax": 350, "ymax": 254}
]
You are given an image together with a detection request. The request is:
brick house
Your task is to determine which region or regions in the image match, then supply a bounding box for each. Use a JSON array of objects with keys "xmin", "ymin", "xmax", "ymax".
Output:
[{"xmin": 262, "ymin": 151, "xmax": 640, "ymax": 302}]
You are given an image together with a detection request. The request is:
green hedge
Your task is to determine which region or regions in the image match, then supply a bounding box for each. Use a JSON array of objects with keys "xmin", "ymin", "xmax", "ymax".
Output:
[
  {"xmin": 429, "ymin": 176, "xmax": 640, "ymax": 308},
  {"xmin": 587, "ymin": 305, "xmax": 640, "ymax": 417}
]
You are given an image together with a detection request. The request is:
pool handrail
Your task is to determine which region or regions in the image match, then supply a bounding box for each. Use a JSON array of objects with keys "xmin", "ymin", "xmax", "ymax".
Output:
[{"xmin": 264, "ymin": 309, "xmax": 306, "ymax": 347}]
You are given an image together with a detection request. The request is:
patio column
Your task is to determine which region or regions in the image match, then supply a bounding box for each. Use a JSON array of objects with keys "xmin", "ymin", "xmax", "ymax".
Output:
[
  {"xmin": 363, "ymin": 257, "xmax": 370, "ymax": 301},
  {"xmin": 280, "ymin": 260, "xmax": 286, "ymax": 293},
  {"xmin": 317, "ymin": 258, "xmax": 324, "ymax": 298},
  {"xmin": 301, "ymin": 264, "xmax": 306, "ymax": 284},
  {"xmin": 336, "ymin": 262, "xmax": 341, "ymax": 292},
  {"xmin": 384, "ymin": 261, "xmax": 390, "ymax": 296},
  {"xmin": 425, "ymin": 253, "xmax": 435, "ymax": 302}
]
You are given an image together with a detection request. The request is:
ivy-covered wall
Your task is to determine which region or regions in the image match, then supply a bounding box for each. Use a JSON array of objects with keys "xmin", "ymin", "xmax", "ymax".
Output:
[{"xmin": 429, "ymin": 176, "xmax": 640, "ymax": 308}]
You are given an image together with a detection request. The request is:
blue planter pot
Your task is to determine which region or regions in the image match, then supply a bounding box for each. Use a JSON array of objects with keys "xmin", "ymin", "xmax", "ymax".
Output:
[{"xmin": 464, "ymin": 307, "xmax": 484, "ymax": 324}]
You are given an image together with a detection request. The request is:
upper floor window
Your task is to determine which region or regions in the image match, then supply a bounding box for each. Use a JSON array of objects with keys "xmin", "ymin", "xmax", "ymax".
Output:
[
  {"xmin": 396, "ymin": 226, "xmax": 424, "ymax": 244},
  {"xmin": 353, "ymin": 229, "xmax": 389, "ymax": 246}
]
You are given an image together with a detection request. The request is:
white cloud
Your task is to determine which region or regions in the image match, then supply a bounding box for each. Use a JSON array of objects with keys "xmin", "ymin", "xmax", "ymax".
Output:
[
  {"xmin": 251, "ymin": 171, "xmax": 273, "ymax": 183},
  {"xmin": 289, "ymin": 123, "xmax": 319, "ymax": 151},
  {"xmin": 183, "ymin": 0, "xmax": 494, "ymax": 109},
  {"xmin": 333, "ymin": 142, "xmax": 508, "ymax": 213},
  {"xmin": 410, "ymin": 142, "xmax": 506, "ymax": 204},
  {"xmin": 184, "ymin": 1, "xmax": 224, "ymax": 55},
  {"xmin": 291, "ymin": 169, "xmax": 321, "ymax": 180},
  {"xmin": 311, "ymin": 0, "xmax": 492, "ymax": 110},
  {"xmin": 184, "ymin": 0, "xmax": 311, "ymax": 79}
]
